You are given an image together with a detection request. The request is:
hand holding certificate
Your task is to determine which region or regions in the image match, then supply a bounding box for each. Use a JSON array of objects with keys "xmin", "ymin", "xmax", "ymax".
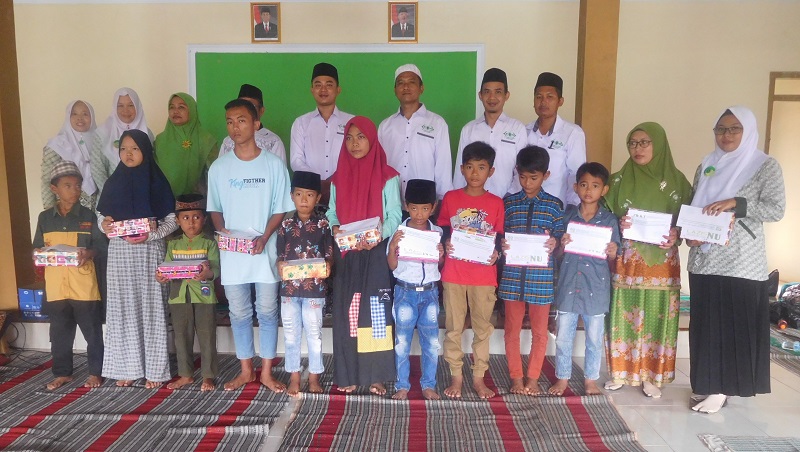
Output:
[
  {"xmin": 624, "ymin": 208, "xmax": 673, "ymax": 245},
  {"xmin": 564, "ymin": 222, "xmax": 613, "ymax": 259},
  {"xmin": 677, "ymin": 204, "xmax": 734, "ymax": 245},
  {"xmin": 504, "ymin": 232, "xmax": 550, "ymax": 267},
  {"xmin": 449, "ymin": 227, "xmax": 496, "ymax": 265},
  {"xmin": 396, "ymin": 225, "xmax": 441, "ymax": 262}
]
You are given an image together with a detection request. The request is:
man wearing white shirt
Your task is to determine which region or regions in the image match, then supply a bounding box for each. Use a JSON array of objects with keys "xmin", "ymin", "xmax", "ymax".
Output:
[
  {"xmin": 378, "ymin": 64, "xmax": 452, "ymax": 205},
  {"xmin": 526, "ymin": 72, "xmax": 586, "ymax": 207},
  {"xmin": 219, "ymin": 84, "xmax": 287, "ymax": 165},
  {"xmin": 453, "ymin": 68, "xmax": 527, "ymax": 198},
  {"xmin": 290, "ymin": 63, "xmax": 354, "ymax": 204}
]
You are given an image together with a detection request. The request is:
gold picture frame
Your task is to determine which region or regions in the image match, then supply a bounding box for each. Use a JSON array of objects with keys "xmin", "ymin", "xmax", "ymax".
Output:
[
  {"xmin": 251, "ymin": 3, "xmax": 281, "ymax": 43},
  {"xmin": 388, "ymin": 2, "xmax": 418, "ymax": 43}
]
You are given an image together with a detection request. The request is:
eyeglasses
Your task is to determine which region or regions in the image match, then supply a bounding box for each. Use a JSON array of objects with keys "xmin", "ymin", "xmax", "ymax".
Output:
[
  {"xmin": 627, "ymin": 140, "xmax": 652, "ymax": 149},
  {"xmin": 712, "ymin": 126, "xmax": 743, "ymax": 136}
]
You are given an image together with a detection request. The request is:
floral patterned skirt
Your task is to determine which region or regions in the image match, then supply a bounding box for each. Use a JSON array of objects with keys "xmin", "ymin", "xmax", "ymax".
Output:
[{"xmin": 605, "ymin": 240, "xmax": 681, "ymax": 387}]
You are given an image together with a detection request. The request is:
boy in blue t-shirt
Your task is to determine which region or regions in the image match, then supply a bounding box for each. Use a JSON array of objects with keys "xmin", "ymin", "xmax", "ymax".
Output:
[{"xmin": 548, "ymin": 162, "xmax": 620, "ymax": 396}]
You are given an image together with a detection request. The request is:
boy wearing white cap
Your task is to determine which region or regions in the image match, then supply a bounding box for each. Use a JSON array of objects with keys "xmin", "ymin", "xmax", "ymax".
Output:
[
  {"xmin": 378, "ymin": 64, "xmax": 453, "ymax": 206},
  {"xmin": 453, "ymin": 68, "xmax": 527, "ymax": 199}
]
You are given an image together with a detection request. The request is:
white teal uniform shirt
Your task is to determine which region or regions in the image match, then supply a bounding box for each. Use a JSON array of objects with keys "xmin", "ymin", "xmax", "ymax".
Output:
[
  {"xmin": 290, "ymin": 106, "xmax": 354, "ymax": 180},
  {"xmin": 453, "ymin": 113, "xmax": 527, "ymax": 198},
  {"xmin": 378, "ymin": 104, "xmax": 453, "ymax": 201},
  {"xmin": 527, "ymin": 115, "xmax": 586, "ymax": 207},
  {"xmin": 206, "ymin": 150, "xmax": 294, "ymax": 285},
  {"xmin": 219, "ymin": 127, "xmax": 287, "ymax": 165}
]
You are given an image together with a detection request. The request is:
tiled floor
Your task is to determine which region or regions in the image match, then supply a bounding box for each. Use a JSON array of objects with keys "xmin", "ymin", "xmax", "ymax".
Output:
[{"xmin": 260, "ymin": 357, "xmax": 800, "ymax": 452}]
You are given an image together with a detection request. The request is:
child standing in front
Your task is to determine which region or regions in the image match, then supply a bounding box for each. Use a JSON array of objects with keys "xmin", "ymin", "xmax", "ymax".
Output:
[
  {"xmin": 276, "ymin": 171, "xmax": 333, "ymax": 396},
  {"xmin": 156, "ymin": 194, "xmax": 220, "ymax": 392},
  {"xmin": 34, "ymin": 161, "xmax": 106, "ymax": 390},
  {"xmin": 438, "ymin": 142, "xmax": 504, "ymax": 399},
  {"xmin": 499, "ymin": 146, "xmax": 564, "ymax": 396},
  {"xmin": 387, "ymin": 179, "xmax": 445, "ymax": 401},
  {"xmin": 548, "ymin": 162, "xmax": 620, "ymax": 396}
]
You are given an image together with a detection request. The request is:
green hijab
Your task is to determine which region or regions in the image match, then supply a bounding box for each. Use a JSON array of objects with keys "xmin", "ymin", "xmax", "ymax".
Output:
[
  {"xmin": 605, "ymin": 122, "xmax": 692, "ymax": 266},
  {"xmin": 154, "ymin": 92, "xmax": 218, "ymax": 196}
]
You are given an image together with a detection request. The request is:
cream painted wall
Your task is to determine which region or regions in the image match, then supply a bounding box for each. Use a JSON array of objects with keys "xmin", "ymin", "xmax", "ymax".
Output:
[
  {"xmin": 614, "ymin": 2, "xmax": 800, "ymax": 289},
  {"xmin": 13, "ymin": 1, "xmax": 579, "ymax": 235}
]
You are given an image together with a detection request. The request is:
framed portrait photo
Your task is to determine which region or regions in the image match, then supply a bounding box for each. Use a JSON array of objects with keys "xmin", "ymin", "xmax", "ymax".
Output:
[
  {"xmin": 388, "ymin": 2, "xmax": 418, "ymax": 43},
  {"xmin": 251, "ymin": 2, "xmax": 281, "ymax": 43}
]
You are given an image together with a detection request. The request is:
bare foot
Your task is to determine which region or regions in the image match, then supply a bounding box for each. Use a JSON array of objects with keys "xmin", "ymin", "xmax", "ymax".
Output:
[
  {"xmin": 84, "ymin": 375, "xmax": 103, "ymax": 388},
  {"xmin": 308, "ymin": 374, "xmax": 323, "ymax": 394},
  {"xmin": 116, "ymin": 380, "xmax": 134, "ymax": 387},
  {"xmin": 584, "ymin": 379, "xmax": 602, "ymax": 396},
  {"xmin": 201, "ymin": 378, "xmax": 215, "ymax": 392},
  {"xmin": 473, "ymin": 376, "xmax": 495, "ymax": 399},
  {"xmin": 167, "ymin": 376, "xmax": 194, "ymax": 390},
  {"xmin": 224, "ymin": 372, "xmax": 256, "ymax": 391},
  {"xmin": 260, "ymin": 373, "xmax": 287, "ymax": 393},
  {"xmin": 444, "ymin": 375, "xmax": 463, "ymax": 398},
  {"xmin": 46, "ymin": 376, "xmax": 72, "ymax": 390},
  {"xmin": 423, "ymin": 388, "xmax": 441, "ymax": 400},
  {"xmin": 510, "ymin": 378, "xmax": 526, "ymax": 395},
  {"xmin": 392, "ymin": 389, "xmax": 409, "ymax": 400},
  {"xmin": 524, "ymin": 378, "xmax": 542, "ymax": 396},
  {"xmin": 287, "ymin": 372, "xmax": 302, "ymax": 396},
  {"xmin": 145, "ymin": 380, "xmax": 164, "ymax": 389},
  {"xmin": 369, "ymin": 383, "xmax": 387, "ymax": 396},
  {"xmin": 548, "ymin": 379, "xmax": 569, "ymax": 396},
  {"xmin": 337, "ymin": 385, "xmax": 357, "ymax": 393}
]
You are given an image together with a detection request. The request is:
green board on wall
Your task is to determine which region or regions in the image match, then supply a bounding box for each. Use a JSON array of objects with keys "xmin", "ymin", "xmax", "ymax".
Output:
[{"xmin": 192, "ymin": 46, "xmax": 481, "ymax": 167}]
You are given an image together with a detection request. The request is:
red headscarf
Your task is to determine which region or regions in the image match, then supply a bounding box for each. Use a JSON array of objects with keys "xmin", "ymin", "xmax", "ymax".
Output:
[{"xmin": 330, "ymin": 116, "xmax": 399, "ymax": 226}]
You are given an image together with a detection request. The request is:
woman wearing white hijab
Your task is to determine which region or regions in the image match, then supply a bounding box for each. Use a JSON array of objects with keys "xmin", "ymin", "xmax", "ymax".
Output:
[
  {"xmin": 42, "ymin": 100, "xmax": 99, "ymax": 210},
  {"xmin": 90, "ymin": 87, "xmax": 154, "ymax": 192},
  {"xmin": 687, "ymin": 106, "xmax": 785, "ymax": 413}
]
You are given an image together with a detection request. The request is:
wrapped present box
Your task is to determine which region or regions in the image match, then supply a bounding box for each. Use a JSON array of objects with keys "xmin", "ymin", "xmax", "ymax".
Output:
[
  {"xmin": 107, "ymin": 217, "xmax": 155, "ymax": 238},
  {"xmin": 157, "ymin": 259, "xmax": 205, "ymax": 280},
  {"xmin": 217, "ymin": 229, "xmax": 259, "ymax": 254},
  {"xmin": 282, "ymin": 258, "xmax": 328, "ymax": 281},
  {"xmin": 34, "ymin": 245, "xmax": 82, "ymax": 267},
  {"xmin": 335, "ymin": 217, "xmax": 382, "ymax": 252}
]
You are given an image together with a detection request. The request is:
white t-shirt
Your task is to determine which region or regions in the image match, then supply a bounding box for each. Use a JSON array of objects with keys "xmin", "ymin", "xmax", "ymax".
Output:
[
  {"xmin": 207, "ymin": 149, "xmax": 294, "ymax": 285},
  {"xmin": 219, "ymin": 127, "xmax": 287, "ymax": 165},
  {"xmin": 526, "ymin": 114, "xmax": 586, "ymax": 207},
  {"xmin": 453, "ymin": 112, "xmax": 527, "ymax": 198},
  {"xmin": 378, "ymin": 104, "xmax": 453, "ymax": 201},
  {"xmin": 289, "ymin": 106, "xmax": 354, "ymax": 180}
]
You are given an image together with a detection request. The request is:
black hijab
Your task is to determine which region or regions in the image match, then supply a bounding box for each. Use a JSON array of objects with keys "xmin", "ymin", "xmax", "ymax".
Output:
[{"xmin": 97, "ymin": 129, "xmax": 175, "ymax": 220}]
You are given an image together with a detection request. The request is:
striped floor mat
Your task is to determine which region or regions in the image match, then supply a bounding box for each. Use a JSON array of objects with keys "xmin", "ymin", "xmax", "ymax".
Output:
[
  {"xmin": 279, "ymin": 355, "xmax": 644, "ymax": 451},
  {"xmin": 699, "ymin": 433, "xmax": 800, "ymax": 451},
  {"xmin": 0, "ymin": 351, "xmax": 289, "ymax": 451}
]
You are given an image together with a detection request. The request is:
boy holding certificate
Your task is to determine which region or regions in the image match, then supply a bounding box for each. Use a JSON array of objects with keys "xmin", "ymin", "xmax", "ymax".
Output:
[
  {"xmin": 438, "ymin": 142, "xmax": 505, "ymax": 399},
  {"xmin": 387, "ymin": 179, "xmax": 445, "ymax": 400},
  {"xmin": 499, "ymin": 146, "xmax": 564, "ymax": 395},
  {"xmin": 548, "ymin": 162, "xmax": 620, "ymax": 396}
]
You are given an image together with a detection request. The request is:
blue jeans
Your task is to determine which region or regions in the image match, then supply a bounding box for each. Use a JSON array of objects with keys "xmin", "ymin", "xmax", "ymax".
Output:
[
  {"xmin": 281, "ymin": 296, "xmax": 324, "ymax": 374},
  {"xmin": 224, "ymin": 282, "xmax": 280, "ymax": 360},
  {"xmin": 555, "ymin": 311, "xmax": 605, "ymax": 381},
  {"xmin": 393, "ymin": 284, "xmax": 440, "ymax": 391}
]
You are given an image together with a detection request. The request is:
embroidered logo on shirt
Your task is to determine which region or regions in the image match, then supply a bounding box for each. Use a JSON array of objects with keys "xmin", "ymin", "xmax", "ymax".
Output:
[
  {"xmin": 503, "ymin": 131, "xmax": 517, "ymax": 140},
  {"xmin": 549, "ymin": 140, "xmax": 565, "ymax": 149},
  {"xmin": 79, "ymin": 222, "xmax": 93, "ymax": 230},
  {"xmin": 421, "ymin": 124, "xmax": 435, "ymax": 133}
]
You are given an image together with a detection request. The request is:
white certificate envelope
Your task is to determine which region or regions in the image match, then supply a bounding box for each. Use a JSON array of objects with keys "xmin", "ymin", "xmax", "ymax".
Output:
[
  {"xmin": 677, "ymin": 204, "xmax": 734, "ymax": 246},
  {"xmin": 564, "ymin": 222, "xmax": 612, "ymax": 259},
  {"xmin": 504, "ymin": 232, "xmax": 549, "ymax": 267},
  {"xmin": 450, "ymin": 229, "xmax": 496, "ymax": 265},
  {"xmin": 624, "ymin": 208, "xmax": 672, "ymax": 245},
  {"xmin": 397, "ymin": 225, "xmax": 441, "ymax": 262}
]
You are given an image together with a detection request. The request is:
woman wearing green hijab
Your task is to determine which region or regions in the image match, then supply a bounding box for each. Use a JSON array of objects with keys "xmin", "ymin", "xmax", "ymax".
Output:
[
  {"xmin": 154, "ymin": 93, "xmax": 218, "ymax": 196},
  {"xmin": 603, "ymin": 122, "xmax": 692, "ymax": 398}
]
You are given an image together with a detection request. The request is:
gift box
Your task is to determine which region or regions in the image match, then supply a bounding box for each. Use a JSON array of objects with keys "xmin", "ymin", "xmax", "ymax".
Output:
[
  {"xmin": 282, "ymin": 258, "xmax": 328, "ymax": 280},
  {"xmin": 335, "ymin": 217, "xmax": 382, "ymax": 252},
  {"xmin": 157, "ymin": 260, "xmax": 205, "ymax": 280},
  {"xmin": 107, "ymin": 217, "xmax": 155, "ymax": 238},
  {"xmin": 216, "ymin": 229, "xmax": 259, "ymax": 254},
  {"xmin": 34, "ymin": 245, "xmax": 82, "ymax": 267}
]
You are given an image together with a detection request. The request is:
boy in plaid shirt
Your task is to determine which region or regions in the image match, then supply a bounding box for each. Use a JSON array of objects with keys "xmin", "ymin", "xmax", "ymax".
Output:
[{"xmin": 499, "ymin": 146, "xmax": 565, "ymax": 395}]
